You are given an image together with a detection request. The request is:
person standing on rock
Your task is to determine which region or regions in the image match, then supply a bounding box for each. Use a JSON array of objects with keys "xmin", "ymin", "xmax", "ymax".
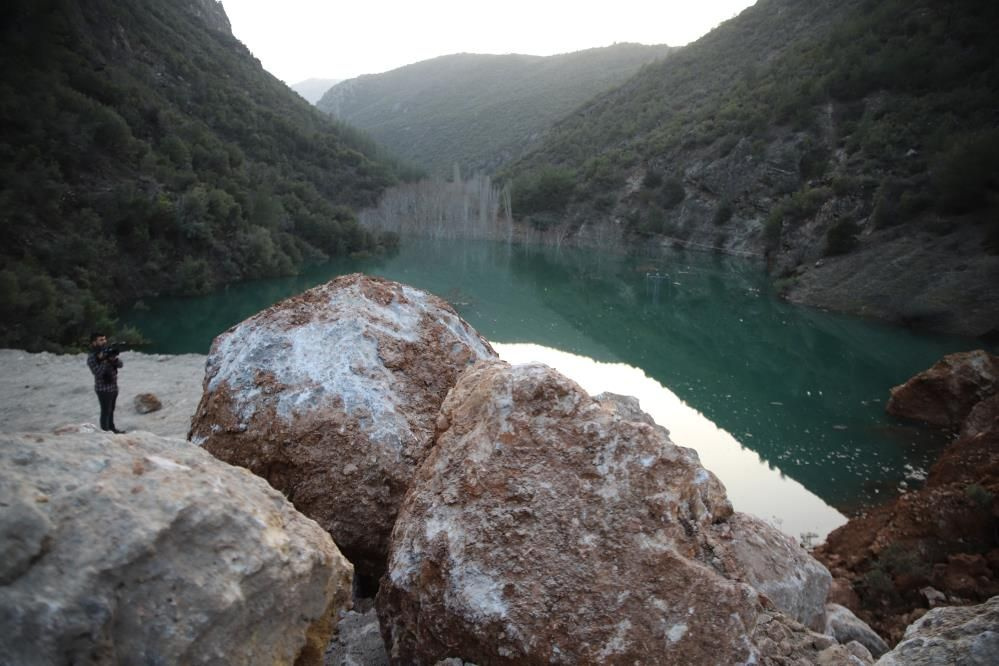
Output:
[{"xmin": 87, "ymin": 332, "xmax": 125, "ymax": 433}]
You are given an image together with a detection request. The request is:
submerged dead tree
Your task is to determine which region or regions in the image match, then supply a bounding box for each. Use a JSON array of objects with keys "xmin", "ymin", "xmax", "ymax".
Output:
[{"xmin": 359, "ymin": 172, "xmax": 514, "ymax": 241}]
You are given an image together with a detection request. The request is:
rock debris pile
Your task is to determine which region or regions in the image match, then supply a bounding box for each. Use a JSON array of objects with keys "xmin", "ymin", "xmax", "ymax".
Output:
[
  {"xmin": 7, "ymin": 275, "xmax": 994, "ymax": 664},
  {"xmin": 187, "ymin": 275, "xmax": 874, "ymax": 664}
]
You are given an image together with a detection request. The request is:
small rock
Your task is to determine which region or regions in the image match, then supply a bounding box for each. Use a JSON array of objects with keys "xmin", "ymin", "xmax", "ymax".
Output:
[
  {"xmin": 961, "ymin": 394, "xmax": 999, "ymax": 439},
  {"xmin": 920, "ymin": 586, "xmax": 947, "ymax": 607},
  {"xmin": 134, "ymin": 392, "xmax": 163, "ymax": 414},
  {"xmin": 824, "ymin": 603, "xmax": 889, "ymax": 658}
]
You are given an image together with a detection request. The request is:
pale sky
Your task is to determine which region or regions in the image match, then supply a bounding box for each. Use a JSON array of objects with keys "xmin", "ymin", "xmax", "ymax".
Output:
[{"xmin": 220, "ymin": 0, "xmax": 756, "ymax": 84}]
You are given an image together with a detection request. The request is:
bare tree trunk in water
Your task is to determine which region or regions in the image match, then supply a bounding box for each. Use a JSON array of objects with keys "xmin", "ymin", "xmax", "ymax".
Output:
[{"xmin": 356, "ymin": 174, "xmax": 513, "ymax": 241}]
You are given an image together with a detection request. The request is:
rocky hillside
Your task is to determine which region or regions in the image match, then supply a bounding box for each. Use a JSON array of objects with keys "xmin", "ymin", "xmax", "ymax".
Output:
[
  {"xmin": 503, "ymin": 0, "xmax": 999, "ymax": 338},
  {"xmin": 317, "ymin": 44, "xmax": 674, "ymax": 177},
  {"xmin": 0, "ymin": 0, "xmax": 414, "ymax": 351}
]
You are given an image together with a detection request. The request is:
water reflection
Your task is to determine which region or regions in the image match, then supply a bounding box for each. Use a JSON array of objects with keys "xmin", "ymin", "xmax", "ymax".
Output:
[
  {"xmin": 125, "ymin": 237, "xmax": 982, "ymax": 517},
  {"xmin": 495, "ymin": 342, "xmax": 846, "ymax": 542}
]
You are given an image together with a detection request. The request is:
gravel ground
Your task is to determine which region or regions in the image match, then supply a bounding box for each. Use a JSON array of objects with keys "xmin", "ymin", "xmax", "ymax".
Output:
[
  {"xmin": 0, "ymin": 349, "xmax": 207, "ymax": 439},
  {"xmin": 0, "ymin": 348, "xmax": 394, "ymax": 664}
]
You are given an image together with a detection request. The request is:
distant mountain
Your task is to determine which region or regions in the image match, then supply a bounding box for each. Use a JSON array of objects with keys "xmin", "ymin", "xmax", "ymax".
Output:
[
  {"xmin": 503, "ymin": 0, "xmax": 999, "ymax": 338},
  {"xmin": 291, "ymin": 77, "xmax": 342, "ymax": 105},
  {"xmin": 317, "ymin": 44, "xmax": 674, "ymax": 177},
  {"xmin": 0, "ymin": 0, "xmax": 414, "ymax": 351}
]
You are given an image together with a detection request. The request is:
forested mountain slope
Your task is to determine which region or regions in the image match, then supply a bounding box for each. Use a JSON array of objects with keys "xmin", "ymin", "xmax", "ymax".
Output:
[
  {"xmin": 317, "ymin": 44, "xmax": 674, "ymax": 177},
  {"xmin": 505, "ymin": 0, "xmax": 999, "ymax": 338},
  {"xmin": 0, "ymin": 0, "xmax": 414, "ymax": 351}
]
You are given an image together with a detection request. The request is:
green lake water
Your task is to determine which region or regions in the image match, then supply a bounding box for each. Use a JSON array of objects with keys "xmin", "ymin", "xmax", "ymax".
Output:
[{"xmin": 125, "ymin": 238, "xmax": 987, "ymax": 538}]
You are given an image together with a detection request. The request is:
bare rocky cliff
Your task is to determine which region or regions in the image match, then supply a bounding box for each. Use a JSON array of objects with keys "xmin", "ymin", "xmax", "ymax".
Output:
[
  {"xmin": 634, "ymin": 123, "xmax": 999, "ymax": 339},
  {"xmin": 185, "ymin": 0, "xmax": 231, "ymax": 34}
]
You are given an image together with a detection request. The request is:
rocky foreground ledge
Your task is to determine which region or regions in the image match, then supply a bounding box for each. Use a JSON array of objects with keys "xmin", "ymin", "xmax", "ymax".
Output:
[
  {"xmin": 2, "ymin": 275, "xmax": 997, "ymax": 664},
  {"xmin": 0, "ymin": 429, "xmax": 352, "ymax": 665}
]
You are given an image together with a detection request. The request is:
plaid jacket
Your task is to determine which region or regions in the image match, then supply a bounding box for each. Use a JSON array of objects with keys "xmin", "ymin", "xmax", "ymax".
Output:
[{"xmin": 87, "ymin": 351, "xmax": 122, "ymax": 392}]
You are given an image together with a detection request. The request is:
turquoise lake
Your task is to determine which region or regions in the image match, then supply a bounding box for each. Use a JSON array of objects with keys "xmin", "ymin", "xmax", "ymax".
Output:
[{"xmin": 125, "ymin": 238, "xmax": 986, "ymax": 539}]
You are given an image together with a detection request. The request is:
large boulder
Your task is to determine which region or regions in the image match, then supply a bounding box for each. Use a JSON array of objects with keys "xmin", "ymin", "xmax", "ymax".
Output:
[
  {"xmin": 886, "ymin": 350, "xmax": 999, "ymax": 428},
  {"xmin": 189, "ymin": 274, "xmax": 496, "ymax": 577},
  {"xmin": 377, "ymin": 361, "xmax": 837, "ymax": 664},
  {"xmin": 0, "ymin": 430, "xmax": 351, "ymax": 666},
  {"xmin": 875, "ymin": 596, "xmax": 999, "ymax": 665}
]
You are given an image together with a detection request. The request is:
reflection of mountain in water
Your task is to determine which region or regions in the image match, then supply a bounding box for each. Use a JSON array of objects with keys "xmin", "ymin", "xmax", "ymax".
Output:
[{"xmin": 501, "ymin": 243, "xmax": 978, "ymax": 513}]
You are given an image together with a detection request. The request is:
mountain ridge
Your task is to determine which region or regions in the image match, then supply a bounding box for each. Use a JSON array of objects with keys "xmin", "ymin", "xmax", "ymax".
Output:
[{"xmin": 318, "ymin": 44, "xmax": 675, "ymax": 177}]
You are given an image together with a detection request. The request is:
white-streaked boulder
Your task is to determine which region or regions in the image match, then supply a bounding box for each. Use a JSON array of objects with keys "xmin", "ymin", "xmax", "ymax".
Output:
[
  {"xmin": 189, "ymin": 273, "xmax": 496, "ymax": 577},
  {"xmin": 377, "ymin": 360, "xmax": 844, "ymax": 665}
]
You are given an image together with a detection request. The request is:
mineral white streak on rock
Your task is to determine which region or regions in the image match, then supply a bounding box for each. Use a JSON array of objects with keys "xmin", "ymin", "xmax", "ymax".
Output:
[
  {"xmin": 210, "ymin": 316, "xmax": 411, "ymax": 447},
  {"xmin": 426, "ymin": 512, "xmax": 510, "ymax": 621},
  {"xmin": 145, "ymin": 455, "xmax": 192, "ymax": 471},
  {"xmin": 457, "ymin": 567, "xmax": 508, "ymax": 620},
  {"xmin": 666, "ymin": 623, "xmax": 688, "ymax": 643},
  {"xmin": 597, "ymin": 619, "xmax": 633, "ymax": 660},
  {"xmin": 636, "ymin": 531, "xmax": 674, "ymax": 553},
  {"xmin": 593, "ymin": 433, "xmax": 630, "ymax": 501},
  {"xmin": 402, "ymin": 285, "xmax": 492, "ymax": 359}
]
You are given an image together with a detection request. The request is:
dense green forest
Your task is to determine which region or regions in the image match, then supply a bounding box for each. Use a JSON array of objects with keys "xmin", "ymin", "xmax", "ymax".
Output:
[
  {"xmin": 505, "ymin": 0, "xmax": 999, "ymax": 252},
  {"xmin": 317, "ymin": 44, "xmax": 674, "ymax": 178},
  {"xmin": 0, "ymin": 0, "xmax": 418, "ymax": 351}
]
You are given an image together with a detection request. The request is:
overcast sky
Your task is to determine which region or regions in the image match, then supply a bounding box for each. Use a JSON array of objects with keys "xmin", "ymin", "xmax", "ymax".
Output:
[{"xmin": 220, "ymin": 0, "xmax": 756, "ymax": 84}]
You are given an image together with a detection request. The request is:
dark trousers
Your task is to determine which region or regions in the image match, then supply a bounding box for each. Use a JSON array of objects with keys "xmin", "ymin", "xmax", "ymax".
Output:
[{"xmin": 97, "ymin": 390, "xmax": 118, "ymax": 431}]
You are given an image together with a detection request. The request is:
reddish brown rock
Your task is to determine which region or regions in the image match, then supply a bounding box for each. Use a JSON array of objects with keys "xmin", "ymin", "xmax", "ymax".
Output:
[
  {"xmin": 886, "ymin": 350, "xmax": 999, "ymax": 428},
  {"xmin": 961, "ymin": 394, "xmax": 999, "ymax": 439},
  {"xmin": 377, "ymin": 361, "xmax": 840, "ymax": 664},
  {"xmin": 816, "ymin": 352, "xmax": 999, "ymax": 645},
  {"xmin": 814, "ymin": 429, "xmax": 999, "ymax": 643},
  {"xmin": 188, "ymin": 274, "xmax": 496, "ymax": 577},
  {"xmin": 134, "ymin": 392, "xmax": 163, "ymax": 414},
  {"xmin": 927, "ymin": 430, "xmax": 999, "ymax": 489}
]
